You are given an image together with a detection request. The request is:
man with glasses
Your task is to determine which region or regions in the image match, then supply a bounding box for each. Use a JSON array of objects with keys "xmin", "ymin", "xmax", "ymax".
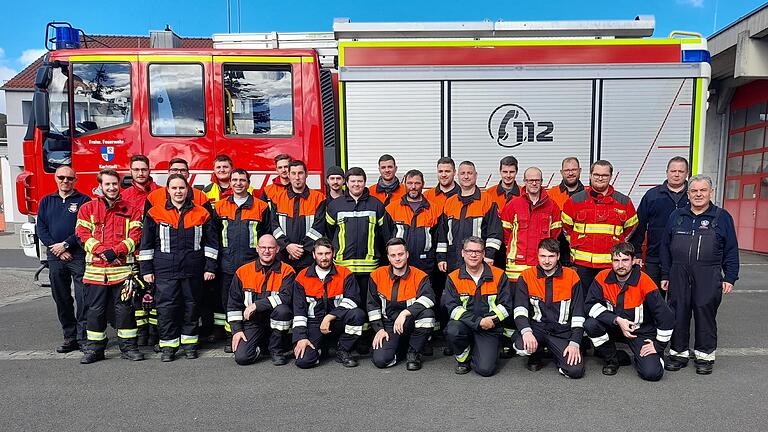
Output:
[
  {"xmin": 37, "ymin": 166, "xmax": 91, "ymax": 353},
  {"xmin": 122, "ymin": 155, "xmax": 160, "ymax": 211},
  {"xmin": 443, "ymin": 236, "xmax": 512, "ymax": 377},
  {"xmin": 548, "ymin": 157, "xmax": 585, "ymax": 267},
  {"xmin": 227, "ymin": 235, "xmax": 295, "ymax": 366},
  {"xmin": 561, "ymin": 160, "xmax": 638, "ymax": 291},
  {"xmin": 145, "ymin": 158, "xmax": 210, "ymax": 212}
]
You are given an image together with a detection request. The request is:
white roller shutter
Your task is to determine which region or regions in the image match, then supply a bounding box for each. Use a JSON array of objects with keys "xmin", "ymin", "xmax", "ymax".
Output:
[
  {"xmin": 344, "ymin": 82, "xmax": 442, "ymax": 185},
  {"xmin": 450, "ymin": 81, "xmax": 593, "ymax": 189},
  {"xmin": 600, "ymin": 78, "xmax": 694, "ymax": 204}
]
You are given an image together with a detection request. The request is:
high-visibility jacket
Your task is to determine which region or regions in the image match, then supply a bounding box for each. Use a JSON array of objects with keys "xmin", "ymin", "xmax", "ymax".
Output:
[
  {"xmin": 145, "ymin": 186, "xmax": 210, "ymax": 213},
  {"xmin": 483, "ymin": 182, "xmax": 521, "ymax": 216},
  {"xmin": 367, "ymin": 265, "xmax": 436, "ymax": 331},
  {"xmin": 213, "ymin": 194, "xmax": 271, "ymax": 275},
  {"xmin": 325, "ymin": 189, "xmax": 387, "ymax": 274},
  {"xmin": 292, "ymin": 264, "xmax": 361, "ymax": 342},
  {"xmin": 261, "ymin": 177, "xmax": 288, "ymax": 205},
  {"xmin": 226, "ymin": 260, "xmax": 295, "ymax": 333},
  {"xmin": 368, "ymin": 178, "xmax": 406, "ymax": 207},
  {"xmin": 138, "ymin": 198, "xmax": 218, "ymax": 279},
  {"xmin": 436, "ymin": 188, "xmax": 503, "ymax": 271},
  {"xmin": 561, "ymin": 186, "xmax": 638, "ymax": 268},
  {"xmin": 75, "ymin": 196, "xmax": 142, "ymax": 285},
  {"xmin": 385, "ymin": 196, "xmax": 441, "ymax": 272},
  {"xmin": 585, "ymin": 265, "xmax": 674, "ymax": 351},
  {"xmin": 423, "ymin": 183, "xmax": 459, "ymax": 215},
  {"xmin": 203, "ymin": 175, "xmax": 254, "ymax": 204},
  {"xmin": 513, "ymin": 265, "xmax": 584, "ymax": 345},
  {"xmin": 501, "ymin": 191, "xmax": 562, "ymax": 280},
  {"xmin": 270, "ymin": 186, "xmax": 327, "ymax": 269},
  {"xmin": 546, "ymin": 180, "xmax": 584, "ymax": 210},
  {"xmin": 443, "ymin": 263, "xmax": 512, "ymax": 331},
  {"xmin": 122, "ymin": 179, "xmax": 160, "ymax": 212}
]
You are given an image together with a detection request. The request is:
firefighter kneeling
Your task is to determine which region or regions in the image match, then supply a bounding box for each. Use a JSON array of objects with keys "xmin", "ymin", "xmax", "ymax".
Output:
[
  {"xmin": 584, "ymin": 242, "xmax": 674, "ymax": 381},
  {"xmin": 512, "ymin": 238, "xmax": 585, "ymax": 378},
  {"xmin": 368, "ymin": 238, "xmax": 436, "ymax": 371},
  {"xmin": 228, "ymin": 235, "xmax": 295, "ymax": 366},
  {"xmin": 292, "ymin": 237, "xmax": 365, "ymax": 368}
]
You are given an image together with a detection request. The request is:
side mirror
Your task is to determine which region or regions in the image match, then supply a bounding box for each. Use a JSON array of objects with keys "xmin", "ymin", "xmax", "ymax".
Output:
[
  {"xmin": 33, "ymin": 89, "xmax": 49, "ymax": 132},
  {"xmin": 34, "ymin": 63, "xmax": 53, "ymax": 89}
]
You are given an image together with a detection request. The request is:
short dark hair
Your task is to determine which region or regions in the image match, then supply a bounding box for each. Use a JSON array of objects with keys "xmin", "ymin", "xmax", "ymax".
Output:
[
  {"xmin": 97, "ymin": 169, "xmax": 120, "ymax": 184},
  {"xmin": 404, "ymin": 169, "xmax": 424, "ymax": 183},
  {"xmin": 166, "ymin": 173, "xmax": 189, "ymax": 188},
  {"xmin": 230, "ymin": 168, "xmax": 250, "ymax": 180},
  {"xmin": 610, "ymin": 242, "xmax": 636, "ymax": 259},
  {"xmin": 214, "ymin": 154, "xmax": 233, "ymax": 165},
  {"xmin": 274, "ymin": 154, "xmax": 292, "ymax": 164},
  {"xmin": 462, "ymin": 236, "xmax": 484, "ymax": 249},
  {"xmin": 459, "ymin": 160, "xmax": 476, "ymax": 171},
  {"xmin": 288, "ymin": 160, "xmax": 307, "ymax": 173},
  {"xmin": 130, "ymin": 154, "xmax": 150, "ymax": 167},
  {"xmin": 500, "ymin": 156, "xmax": 518, "ymax": 170},
  {"xmin": 667, "ymin": 156, "xmax": 689, "ymax": 171},
  {"xmin": 378, "ymin": 154, "xmax": 396, "ymax": 165},
  {"xmin": 313, "ymin": 237, "xmax": 334, "ymax": 252},
  {"xmin": 562, "ymin": 156, "xmax": 580, "ymax": 168},
  {"xmin": 590, "ymin": 160, "xmax": 613, "ymax": 176},
  {"xmin": 436, "ymin": 157, "xmax": 455, "ymax": 169},
  {"xmin": 345, "ymin": 167, "xmax": 366, "ymax": 182},
  {"xmin": 168, "ymin": 158, "xmax": 189, "ymax": 169},
  {"xmin": 385, "ymin": 237, "xmax": 407, "ymax": 252},
  {"xmin": 538, "ymin": 238, "xmax": 560, "ymax": 254}
]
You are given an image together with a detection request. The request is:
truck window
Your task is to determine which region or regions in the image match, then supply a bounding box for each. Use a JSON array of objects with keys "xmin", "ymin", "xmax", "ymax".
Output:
[
  {"xmin": 222, "ymin": 64, "xmax": 293, "ymax": 136},
  {"xmin": 71, "ymin": 63, "xmax": 132, "ymax": 136},
  {"xmin": 148, "ymin": 63, "xmax": 205, "ymax": 136}
]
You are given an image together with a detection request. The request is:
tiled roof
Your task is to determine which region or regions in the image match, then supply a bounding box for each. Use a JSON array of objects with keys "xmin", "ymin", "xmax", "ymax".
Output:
[{"xmin": 1, "ymin": 34, "xmax": 213, "ymax": 90}]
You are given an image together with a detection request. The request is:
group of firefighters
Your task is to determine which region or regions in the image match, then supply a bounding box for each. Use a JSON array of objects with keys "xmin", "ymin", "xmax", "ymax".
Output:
[{"xmin": 36, "ymin": 150, "xmax": 739, "ymax": 379}]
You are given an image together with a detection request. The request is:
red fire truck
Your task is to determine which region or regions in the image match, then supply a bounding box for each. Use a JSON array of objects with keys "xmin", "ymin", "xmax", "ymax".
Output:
[{"xmin": 18, "ymin": 17, "xmax": 712, "ymax": 259}]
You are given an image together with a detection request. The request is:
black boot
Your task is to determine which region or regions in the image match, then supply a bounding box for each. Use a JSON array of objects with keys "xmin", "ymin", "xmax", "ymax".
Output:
[
  {"xmin": 665, "ymin": 355, "xmax": 689, "ymax": 371},
  {"xmin": 335, "ymin": 349, "xmax": 358, "ymax": 368},
  {"xmin": 81, "ymin": 350, "xmax": 105, "ymax": 364},
  {"xmin": 224, "ymin": 334, "xmax": 233, "ymax": 354},
  {"xmin": 271, "ymin": 352, "xmax": 289, "ymax": 366},
  {"xmin": 526, "ymin": 352, "xmax": 545, "ymax": 372},
  {"xmin": 184, "ymin": 346, "xmax": 199, "ymax": 360},
  {"xmin": 121, "ymin": 349, "xmax": 145, "ymax": 361},
  {"xmin": 454, "ymin": 361, "xmax": 471, "ymax": 375},
  {"xmin": 56, "ymin": 339, "xmax": 80, "ymax": 354},
  {"xmin": 695, "ymin": 359, "xmax": 714, "ymax": 375},
  {"xmin": 406, "ymin": 352, "xmax": 422, "ymax": 371},
  {"xmin": 161, "ymin": 348, "xmax": 176, "ymax": 362}
]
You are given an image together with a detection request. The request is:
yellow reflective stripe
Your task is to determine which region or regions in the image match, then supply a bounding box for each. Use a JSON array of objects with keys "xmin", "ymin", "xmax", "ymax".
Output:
[
  {"xmin": 139, "ymin": 55, "xmax": 210, "ymax": 62},
  {"xmin": 366, "ymin": 215, "xmax": 375, "ymax": 262},
  {"xmin": 128, "ymin": 221, "xmax": 142, "ymax": 229},
  {"xmin": 573, "ymin": 223, "xmax": 625, "ymax": 236},
  {"xmin": 180, "ymin": 335, "xmax": 199, "ymax": 345},
  {"xmin": 136, "ymin": 319, "xmax": 148, "ymax": 326},
  {"xmin": 624, "ymin": 214, "xmax": 639, "ymax": 229},
  {"xmin": 87, "ymin": 330, "xmax": 107, "ymax": 341},
  {"xmin": 76, "ymin": 219, "xmax": 95, "ymax": 230},
  {"xmin": 325, "ymin": 212, "xmax": 336, "ymax": 225},
  {"xmin": 506, "ymin": 214, "xmax": 519, "ymax": 263},
  {"xmin": 122, "ymin": 238, "xmax": 136, "ymax": 254},
  {"xmin": 560, "ymin": 211, "xmax": 574, "ymax": 226},
  {"xmin": 213, "ymin": 55, "xmax": 303, "ymax": 63},
  {"xmin": 160, "ymin": 338, "xmax": 180, "ymax": 348},
  {"xmin": 456, "ymin": 346, "xmax": 471, "ymax": 363},
  {"xmin": 221, "ymin": 219, "xmax": 229, "ymax": 248},
  {"xmin": 571, "ymin": 249, "xmax": 612, "ymax": 264},
  {"xmin": 487, "ymin": 295, "xmax": 507, "ymax": 321},
  {"xmin": 224, "ymin": 321, "xmax": 231, "ymax": 333},
  {"xmin": 501, "ymin": 220, "xmax": 513, "ymax": 229},
  {"xmin": 336, "ymin": 222, "xmax": 347, "ymax": 262},
  {"xmin": 84, "ymin": 238, "xmax": 101, "ymax": 253},
  {"xmin": 69, "ymin": 55, "xmax": 136, "ymax": 62},
  {"xmin": 148, "ymin": 317, "xmax": 158, "ymax": 325},
  {"xmin": 251, "ymin": 221, "xmax": 259, "ymax": 248},
  {"xmin": 135, "ymin": 310, "xmax": 147, "ymax": 317},
  {"xmin": 505, "ymin": 263, "xmax": 530, "ymax": 280},
  {"xmin": 550, "ymin": 220, "xmax": 563, "ymax": 230},
  {"xmin": 117, "ymin": 328, "xmax": 138, "ymax": 339}
]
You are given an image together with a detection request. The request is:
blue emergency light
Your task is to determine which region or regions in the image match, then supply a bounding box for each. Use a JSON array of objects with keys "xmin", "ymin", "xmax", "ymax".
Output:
[
  {"xmin": 46, "ymin": 22, "xmax": 82, "ymax": 50},
  {"xmin": 682, "ymin": 50, "xmax": 711, "ymax": 63}
]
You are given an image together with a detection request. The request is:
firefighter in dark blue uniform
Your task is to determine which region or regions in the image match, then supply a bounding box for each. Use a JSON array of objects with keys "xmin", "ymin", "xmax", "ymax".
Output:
[{"xmin": 661, "ymin": 174, "xmax": 739, "ymax": 375}]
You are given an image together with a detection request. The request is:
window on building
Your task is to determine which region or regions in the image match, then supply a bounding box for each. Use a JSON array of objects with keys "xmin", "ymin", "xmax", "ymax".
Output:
[
  {"xmin": 725, "ymin": 179, "xmax": 740, "ymax": 200},
  {"xmin": 743, "ymin": 153, "xmax": 763, "ymax": 175},
  {"xmin": 746, "ymin": 102, "xmax": 767, "ymax": 126},
  {"xmin": 727, "ymin": 156, "xmax": 742, "ymax": 176},
  {"xmin": 761, "ymin": 177, "xmax": 768, "ymax": 200},
  {"xmin": 71, "ymin": 63, "xmax": 132, "ymax": 136},
  {"xmin": 148, "ymin": 63, "xmax": 205, "ymax": 136},
  {"xmin": 222, "ymin": 64, "xmax": 293, "ymax": 136},
  {"xmin": 728, "ymin": 133, "xmax": 744, "ymax": 153},
  {"xmin": 731, "ymin": 108, "xmax": 746, "ymax": 130},
  {"xmin": 744, "ymin": 128, "xmax": 765, "ymax": 151},
  {"xmin": 744, "ymin": 183, "xmax": 756, "ymax": 200}
]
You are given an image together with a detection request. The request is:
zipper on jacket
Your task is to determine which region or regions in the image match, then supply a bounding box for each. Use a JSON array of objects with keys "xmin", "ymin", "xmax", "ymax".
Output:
[{"xmin": 696, "ymin": 235, "xmax": 702, "ymax": 261}]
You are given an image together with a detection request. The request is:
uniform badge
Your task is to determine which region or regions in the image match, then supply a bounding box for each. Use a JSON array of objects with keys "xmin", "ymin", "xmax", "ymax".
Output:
[
  {"xmin": 67, "ymin": 203, "xmax": 78, "ymax": 213},
  {"xmin": 614, "ymin": 209, "xmax": 626, "ymax": 215},
  {"xmin": 100, "ymin": 146, "xmax": 115, "ymax": 162}
]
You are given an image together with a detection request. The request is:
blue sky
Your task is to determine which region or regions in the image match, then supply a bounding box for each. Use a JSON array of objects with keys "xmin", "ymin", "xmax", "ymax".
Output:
[{"xmin": 0, "ymin": 0, "xmax": 764, "ymax": 113}]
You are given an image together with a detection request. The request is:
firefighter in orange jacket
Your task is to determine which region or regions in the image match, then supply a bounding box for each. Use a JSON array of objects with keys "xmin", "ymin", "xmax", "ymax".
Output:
[
  {"xmin": 512, "ymin": 238, "xmax": 585, "ymax": 378},
  {"xmin": 292, "ymin": 237, "xmax": 365, "ymax": 369},
  {"xmin": 228, "ymin": 235, "xmax": 295, "ymax": 366},
  {"xmin": 436, "ymin": 161, "xmax": 503, "ymax": 274},
  {"xmin": 369, "ymin": 154, "xmax": 406, "ymax": 206},
  {"xmin": 145, "ymin": 157, "xmax": 211, "ymax": 213},
  {"xmin": 270, "ymin": 160, "xmax": 327, "ymax": 270},
  {"xmin": 76, "ymin": 169, "xmax": 144, "ymax": 364},
  {"xmin": 501, "ymin": 167, "xmax": 562, "ymax": 281},
  {"xmin": 369, "ymin": 238, "xmax": 436, "ymax": 371},
  {"xmin": 584, "ymin": 243, "xmax": 674, "ymax": 381},
  {"xmin": 443, "ymin": 236, "xmax": 512, "ymax": 377},
  {"xmin": 139, "ymin": 174, "xmax": 219, "ymax": 362},
  {"xmin": 561, "ymin": 160, "xmax": 638, "ymax": 291},
  {"xmin": 213, "ymin": 168, "xmax": 271, "ymax": 352},
  {"xmin": 261, "ymin": 153, "xmax": 292, "ymax": 205}
]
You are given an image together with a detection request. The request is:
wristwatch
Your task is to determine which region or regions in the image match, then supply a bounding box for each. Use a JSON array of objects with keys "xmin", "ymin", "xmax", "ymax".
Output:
[{"xmin": 62, "ymin": 241, "xmax": 70, "ymax": 250}]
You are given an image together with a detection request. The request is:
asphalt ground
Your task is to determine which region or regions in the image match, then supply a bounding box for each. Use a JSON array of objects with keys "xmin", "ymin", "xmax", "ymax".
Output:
[{"xmin": 0, "ymin": 251, "xmax": 766, "ymax": 430}]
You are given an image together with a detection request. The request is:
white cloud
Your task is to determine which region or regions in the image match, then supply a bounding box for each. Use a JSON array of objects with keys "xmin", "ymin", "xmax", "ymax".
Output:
[
  {"xmin": 677, "ymin": 0, "xmax": 704, "ymax": 7},
  {"xmin": 18, "ymin": 49, "xmax": 47, "ymax": 66}
]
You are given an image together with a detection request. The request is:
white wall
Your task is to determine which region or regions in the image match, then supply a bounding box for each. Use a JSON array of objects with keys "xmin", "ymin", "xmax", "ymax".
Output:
[{"xmin": 3, "ymin": 90, "xmax": 34, "ymax": 224}]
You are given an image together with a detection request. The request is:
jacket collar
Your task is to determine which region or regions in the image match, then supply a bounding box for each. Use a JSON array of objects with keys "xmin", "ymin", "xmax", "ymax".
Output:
[
  {"xmin": 287, "ymin": 186, "xmax": 310, "ymax": 200},
  {"xmin": 226, "ymin": 193, "xmax": 255, "ymax": 208},
  {"xmin": 495, "ymin": 181, "xmax": 520, "ymax": 198},
  {"xmin": 433, "ymin": 182, "xmax": 460, "ymax": 197},
  {"xmin": 398, "ymin": 193, "xmax": 431, "ymax": 210},
  {"xmin": 604, "ymin": 264, "xmax": 642, "ymax": 286},
  {"xmin": 344, "ymin": 188, "xmax": 371, "ymax": 202},
  {"xmin": 458, "ymin": 186, "xmax": 482, "ymax": 204},
  {"xmin": 255, "ymin": 259, "xmax": 282, "ymax": 273},
  {"xmin": 131, "ymin": 178, "xmax": 157, "ymax": 193},
  {"xmin": 387, "ymin": 265, "xmax": 412, "ymax": 280},
  {"xmin": 458, "ymin": 262, "xmax": 494, "ymax": 282},
  {"xmin": 660, "ymin": 180, "xmax": 688, "ymax": 196},
  {"xmin": 558, "ymin": 180, "xmax": 585, "ymax": 195},
  {"xmin": 305, "ymin": 264, "xmax": 339, "ymax": 279},
  {"xmin": 376, "ymin": 177, "xmax": 401, "ymax": 194},
  {"xmin": 536, "ymin": 263, "xmax": 563, "ymax": 279}
]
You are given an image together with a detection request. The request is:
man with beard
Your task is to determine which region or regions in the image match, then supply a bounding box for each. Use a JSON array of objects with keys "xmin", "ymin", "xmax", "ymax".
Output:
[
  {"xmin": 368, "ymin": 154, "xmax": 406, "ymax": 206},
  {"xmin": 262, "ymin": 153, "xmax": 292, "ymax": 205},
  {"xmin": 325, "ymin": 165, "xmax": 346, "ymax": 203},
  {"xmin": 548, "ymin": 157, "xmax": 585, "ymax": 267}
]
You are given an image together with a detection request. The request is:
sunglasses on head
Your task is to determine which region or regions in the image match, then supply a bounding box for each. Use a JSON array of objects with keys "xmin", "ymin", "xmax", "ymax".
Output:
[{"xmin": 56, "ymin": 175, "xmax": 75, "ymax": 182}]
